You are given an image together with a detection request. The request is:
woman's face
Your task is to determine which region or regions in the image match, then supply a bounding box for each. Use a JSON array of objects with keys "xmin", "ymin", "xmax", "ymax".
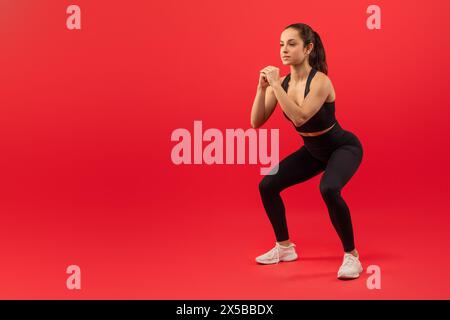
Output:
[{"xmin": 280, "ymin": 28, "xmax": 312, "ymax": 65}]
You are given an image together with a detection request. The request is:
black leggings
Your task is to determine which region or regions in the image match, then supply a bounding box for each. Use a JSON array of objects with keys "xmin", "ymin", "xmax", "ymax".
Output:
[{"xmin": 258, "ymin": 121, "xmax": 363, "ymax": 252}]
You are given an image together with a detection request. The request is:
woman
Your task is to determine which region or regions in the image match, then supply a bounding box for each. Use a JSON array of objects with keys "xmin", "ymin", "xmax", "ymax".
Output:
[{"xmin": 250, "ymin": 23, "xmax": 364, "ymax": 280}]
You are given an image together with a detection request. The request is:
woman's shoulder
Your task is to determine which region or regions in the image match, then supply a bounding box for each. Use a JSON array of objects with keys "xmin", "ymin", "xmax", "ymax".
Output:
[
  {"xmin": 313, "ymin": 70, "xmax": 335, "ymax": 102},
  {"xmin": 312, "ymin": 70, "xmax": 332, "ymax": 87},
  {"xmin": 314, "ymin": 70, "xmax": 331, "ymax": 83}
]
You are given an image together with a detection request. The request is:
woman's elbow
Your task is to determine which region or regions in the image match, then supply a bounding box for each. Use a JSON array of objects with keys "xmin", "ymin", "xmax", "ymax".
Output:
[
  {"xmin": 250, "ymin": 118, "xmax": 261, "ymax": 129},
  {"xmin": 292, "ymin": 116, "xmax": 305, "ymax": 127}
]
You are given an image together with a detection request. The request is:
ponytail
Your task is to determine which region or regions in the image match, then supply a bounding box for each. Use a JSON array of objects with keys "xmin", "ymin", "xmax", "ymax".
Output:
[{"xmin": 310, "ymin": 30, "xmax": 328, "ymax": 75}]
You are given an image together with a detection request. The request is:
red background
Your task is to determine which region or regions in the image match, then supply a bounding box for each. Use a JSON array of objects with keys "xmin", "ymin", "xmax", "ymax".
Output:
[{"xmin": 1, "ymin": 0, "xmax": 450, "ymax": 299}]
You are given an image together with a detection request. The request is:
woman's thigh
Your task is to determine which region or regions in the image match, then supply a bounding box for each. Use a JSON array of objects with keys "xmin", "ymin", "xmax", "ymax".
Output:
[
  {"xmin": 260, "ymin": 146, "xmax": 327, "ymax": 192},
  {"xmin": 320, "ymin": 143, "xmax": 363, "ymax": 191}
]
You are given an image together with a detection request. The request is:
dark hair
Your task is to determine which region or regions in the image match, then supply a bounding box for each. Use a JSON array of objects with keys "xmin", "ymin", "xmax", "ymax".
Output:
[{"xmin": 283, "ymin": 23, "xmax": 328, "ymax": 75}]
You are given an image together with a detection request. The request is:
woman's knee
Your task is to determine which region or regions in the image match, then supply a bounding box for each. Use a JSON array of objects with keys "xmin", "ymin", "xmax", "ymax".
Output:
[
  {"xmin": 319, "ymin": 182, "xmax": 341, "ymax": 199},
  {"xmin": 259, "ymin": 175, "xmax": 280, "ymax": 195}
]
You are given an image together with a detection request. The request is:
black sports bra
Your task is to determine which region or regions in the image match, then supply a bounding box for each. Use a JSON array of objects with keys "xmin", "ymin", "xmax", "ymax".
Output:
[{"xmin": 281, "ymin": 68, "xmax": 336, "ymax": 133}]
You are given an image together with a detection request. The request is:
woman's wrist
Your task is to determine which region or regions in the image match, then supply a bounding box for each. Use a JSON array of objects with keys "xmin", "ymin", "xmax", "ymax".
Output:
[{"xmin": 257, "ymin": 85, "xmax": 267, "ymax": 92}]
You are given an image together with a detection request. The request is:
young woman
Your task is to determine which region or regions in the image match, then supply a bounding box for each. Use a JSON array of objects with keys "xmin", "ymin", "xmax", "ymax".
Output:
[{"xmin": 250, "ymin": 23, "xmax": 364, "ymax": 280}]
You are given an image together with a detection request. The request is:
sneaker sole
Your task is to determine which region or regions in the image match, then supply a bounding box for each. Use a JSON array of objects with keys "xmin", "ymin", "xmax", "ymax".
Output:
[
  {"xmin": 337, "ymin": 267, "xmax": 364, "ymax": 280},
  {"xmin": 255, "ymin": 253, "xmax": 298, "ymax": 265},
  {"xmin": 337, "ymin": 273, "xmax": 361, "ymax": 280}
]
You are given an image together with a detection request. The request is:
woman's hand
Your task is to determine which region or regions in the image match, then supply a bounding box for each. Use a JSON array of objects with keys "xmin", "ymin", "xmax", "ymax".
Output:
[
  {"xmin": 261, "ymin": 66, "xmax": 281, "ymax": 87},
  {"xmin": 258, "ymin": 68, "xmax": 270, "ymax": 90}
]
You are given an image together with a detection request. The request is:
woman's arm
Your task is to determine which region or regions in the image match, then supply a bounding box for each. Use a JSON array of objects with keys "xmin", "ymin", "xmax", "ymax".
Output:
[
  {"xmin": 271, "ymin": 74, "xmax": 331, "ymax": 127},
  {"xmin": 250, "ymin": 85, "xmax": 278, "ymax": 128}
]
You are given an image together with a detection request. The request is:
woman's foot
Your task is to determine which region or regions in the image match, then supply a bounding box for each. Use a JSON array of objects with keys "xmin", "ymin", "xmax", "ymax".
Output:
[
  {"xmin": 337, "ymin": 251, "xmax": 363, "ymax": 280},
  {"xmin": 255, "ymin": 242, "xmax": 298, "ymax": 264}
]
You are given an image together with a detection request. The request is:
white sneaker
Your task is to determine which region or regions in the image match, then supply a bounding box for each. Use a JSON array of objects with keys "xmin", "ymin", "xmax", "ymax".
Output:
[
  {"xmin": 255, "ymin": 242, "xmax": 298, "ymax": 265},
  {"xmin": 337, "ymin": 252, "xmax": 363, "ymax": 279}
]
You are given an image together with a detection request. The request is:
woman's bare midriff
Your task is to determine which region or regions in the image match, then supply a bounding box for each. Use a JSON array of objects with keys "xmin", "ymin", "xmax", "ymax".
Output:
[{"xmin": 298, "ymin": 122, "xmax": 336, "ymax": 137}]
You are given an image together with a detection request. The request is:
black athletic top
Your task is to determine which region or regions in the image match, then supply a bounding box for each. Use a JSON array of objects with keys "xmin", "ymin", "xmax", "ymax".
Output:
[{"xmin": 281, "ymin": 68, "xmax": 336, "ymax": 133}]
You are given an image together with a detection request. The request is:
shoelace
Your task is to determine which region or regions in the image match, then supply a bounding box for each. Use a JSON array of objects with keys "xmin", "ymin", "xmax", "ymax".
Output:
[
  {"xmin": 270, "ymin": 243, "xmax": 294, "ymax": 263},
  {"xmin": 342, "ymin": 254, "xmax": 358, "ymax": 268},
  {"xmin": 266, "ymin": 245, "xmax": 280, "ymax": 263}
]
